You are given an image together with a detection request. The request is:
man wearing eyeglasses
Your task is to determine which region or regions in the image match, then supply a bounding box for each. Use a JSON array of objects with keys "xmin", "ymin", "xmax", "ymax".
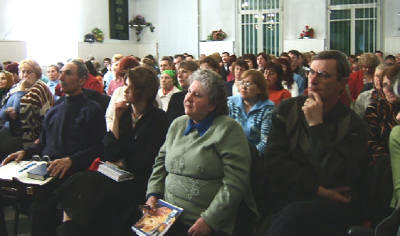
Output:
[{"xmin": 264, "ymin": 50, "xmax": 368, "ymax": 236}]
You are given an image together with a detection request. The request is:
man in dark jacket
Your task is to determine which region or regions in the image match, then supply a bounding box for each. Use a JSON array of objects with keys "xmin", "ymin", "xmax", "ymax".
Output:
[
  {"xmin": 264, "ymin": 50, "xmax": 368, "ymax": 236},
  {"xmin": 2, "ymin": 59, "xmax": 106, "ymax": 236}
]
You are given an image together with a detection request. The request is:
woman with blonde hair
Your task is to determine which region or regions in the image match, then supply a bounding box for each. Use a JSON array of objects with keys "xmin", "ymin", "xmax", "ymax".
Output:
[
  {"xmin": 0, "ymin": 70, "xmax": 14, "ymax": 102},
  {"xmin": 0, "ymin": 59, "xmax": 53, "ymax": 159}
]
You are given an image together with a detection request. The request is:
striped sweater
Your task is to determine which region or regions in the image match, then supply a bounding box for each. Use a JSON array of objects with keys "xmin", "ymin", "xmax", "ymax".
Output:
[{"xmin": 19, "ymin": 80, "xmax": 54, "ymax": 147}]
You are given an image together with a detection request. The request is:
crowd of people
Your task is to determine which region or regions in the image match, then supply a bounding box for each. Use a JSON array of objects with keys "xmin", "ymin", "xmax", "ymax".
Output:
[{"xmin": 0, "ymin": 49, "xmax": 399, "ymax": 236}]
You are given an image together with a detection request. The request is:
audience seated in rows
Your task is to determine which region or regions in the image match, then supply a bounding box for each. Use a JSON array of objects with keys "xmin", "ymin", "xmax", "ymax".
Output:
[
  {"xmin": 1, "ymin": 59, "xmax": 106, "ymax": 236},
  {"xmin": 348, "ymin": 53, "xmax": 380, "ymax": 100},
  {"xmin": 264, "ymin": 50, "xmax": 368, "ymax": 236},
  {"xmin": 55, "ymin": 66, "xmax": 168, "ymax": 236},
  {"xmin": 0, "ymin": 59, "xmax": 54, "ymax": 160}
]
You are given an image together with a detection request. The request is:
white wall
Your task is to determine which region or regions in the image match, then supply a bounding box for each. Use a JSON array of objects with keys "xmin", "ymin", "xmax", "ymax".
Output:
[
  {"xmin": 0, "ymin": 0, "xmax": 399, "ymax": 64},
  {"xmin": 199, "ymin": 0, "xmax": 236, "ymax": 41},
  {"xmin": 157, "ymin": 0, "xmax": 198, "ymax": 58},
  {"xmin": 282, "ymin": 0, "xmax": 327, "ymax": 52},
  {"xmin": 383, "ymin": 0, "xmax": 400, "ymax": 55}
]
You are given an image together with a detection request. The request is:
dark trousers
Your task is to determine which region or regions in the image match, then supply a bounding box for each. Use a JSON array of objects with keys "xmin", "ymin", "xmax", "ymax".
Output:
[
  {"xmin": 29, "ymin": 193, "xmax": 62, "ymax": 236},
  {"xmin": 167, "ymin": 221, "xmax": 229, "ymax": 236},
  {"xmin": 0, "ymin": 207, "xmax": 7, "ymax": 236},
  {"xmin": 0, "ymin": 127, "xmax": 22, "ymax": 161},
  {"xmin": 265, "ymin": 200, "xmax": 357, "ymax": 236}
]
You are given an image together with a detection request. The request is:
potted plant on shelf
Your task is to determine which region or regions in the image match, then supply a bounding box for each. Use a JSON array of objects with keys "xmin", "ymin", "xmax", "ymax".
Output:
[
  {"xmin": 207, "ymin": 29, "xmax": 227, "ymax": 41},
  {"xmin": 128, "ymin": 15, "xmax": 155, "ymax": 42},
  {"xmin": 299, "ymin": 25, "xmax": 314, "ymax": 39}
]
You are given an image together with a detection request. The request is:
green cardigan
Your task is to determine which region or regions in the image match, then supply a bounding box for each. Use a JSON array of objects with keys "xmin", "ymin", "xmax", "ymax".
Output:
[
  {"xmin": 146, "ymin": 115, "xmax": 253, "ymax": 235},
  {"xmin": 390, "ymin": 125, "xmax": 400, "ymax": 208}
]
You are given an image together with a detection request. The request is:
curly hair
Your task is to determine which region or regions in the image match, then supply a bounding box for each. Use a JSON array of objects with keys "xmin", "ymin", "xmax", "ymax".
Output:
[{"xmin": 189, "ymin": 69, "xmax": 227, "ymax": 116}]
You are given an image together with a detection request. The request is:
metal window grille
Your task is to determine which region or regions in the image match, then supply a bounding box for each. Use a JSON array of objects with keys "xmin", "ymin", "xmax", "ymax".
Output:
[
  {"xmin": 328, "ymin": 0, "xmax": 380, "ymax": 55},
  {"xmin": 239, "ymin": 0, "xmax": 281, "ymax": 56}
]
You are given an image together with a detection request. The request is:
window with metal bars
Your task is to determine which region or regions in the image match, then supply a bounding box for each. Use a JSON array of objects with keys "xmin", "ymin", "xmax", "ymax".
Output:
[
  {"xmin": 239, "ymin": 0, "xmax": 281, "ymax": 56},
  {"xmin": 328, "ymin": 0, "xmax": 380, "ymax": 55}
]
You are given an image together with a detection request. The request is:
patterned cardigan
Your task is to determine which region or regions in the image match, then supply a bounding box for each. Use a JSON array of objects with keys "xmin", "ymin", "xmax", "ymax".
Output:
[
  {"xmin": 19, "ymin": 80, "xmax": 54, "ymax": 147},
  {"xmin": 228, "ymin": 95, "xmax": 275, "ymax": 154},
  {"xmin": 365, "ymin": 97, "xmax": 400, "ymax": 163}
]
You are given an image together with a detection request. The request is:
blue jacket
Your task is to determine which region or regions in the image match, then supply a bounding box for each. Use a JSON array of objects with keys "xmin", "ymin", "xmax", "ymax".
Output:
[{"xmin": 228, "ymin": 95, "xmax": 275, "ymax": 154}]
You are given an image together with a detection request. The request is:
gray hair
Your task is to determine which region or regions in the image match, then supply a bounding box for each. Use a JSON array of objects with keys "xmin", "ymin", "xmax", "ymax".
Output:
[
  {"xmin": 71, "ymin": 59, "xmax": 89, "ymax": 79},
  {"xmin": 312, "ymin": 50, "xmax": 351, "ymax": 81},
  {"xmin": 189, "ymin": 69, "xmax": 228, "ymax": 116}
]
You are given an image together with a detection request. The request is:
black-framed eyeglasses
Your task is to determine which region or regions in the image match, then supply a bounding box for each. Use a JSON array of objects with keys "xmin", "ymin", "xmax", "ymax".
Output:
[{"xmin": 305, "ymin": 68, "xmax": 334, "ymax": 80}]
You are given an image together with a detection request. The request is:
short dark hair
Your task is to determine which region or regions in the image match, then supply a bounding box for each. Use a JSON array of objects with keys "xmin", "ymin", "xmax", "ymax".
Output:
[
  {"xmin": 174, "ymin": 54, "xmax": 185, "ymax": 60},
  {"xmin": 103, "ymin": 58, "xmax": 111, "ymax": 63},
  {"xmin": 127, "ymin": 66, "xmax": 159, "ymax": 106},
  {"xmin": 288, "ymin": 50, "xmax": 302, "ymax": 58},
  {"xmin": 179, "ymin": 61, "xmax": 199, "ymax": 72},
  {"xmin": 160, "ymin": 56, "xmax": 173, "ymax": 66},
  {"xmin": 199, "ymin": 56, "xmax": 220, "ymax": 72},
  {"xmin": 384, "ymin": 64, "xmax": 400, "ymax": 84},
  {"xmin": 71, "ymin": 59, "xmax": 89, "ymax": 79},
  {"xmin": 257, "ymin": 52, "xmax": 271, "ymax": 62},
  {"xmin": 265, "ymin": 62, "xmax": 284, "ymax": 90},
  {"xmin": 232, "ymin": 59, "xmax": 249, "ymax": 71},
  {"xmin": 311, "ymin": 50, "xmax": 351, "ymax": 81}
]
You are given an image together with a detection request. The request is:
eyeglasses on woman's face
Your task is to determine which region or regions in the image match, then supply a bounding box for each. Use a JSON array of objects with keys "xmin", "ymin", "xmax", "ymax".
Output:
[{"xmin": 239, "ymin": 80, "xmax": 255, "ymax": 88}]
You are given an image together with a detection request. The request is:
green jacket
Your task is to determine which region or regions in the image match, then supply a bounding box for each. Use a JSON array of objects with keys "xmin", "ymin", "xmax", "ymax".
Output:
[{"xmin": 147, "ymin": 115, "xmax": 255, "ymax": 235}]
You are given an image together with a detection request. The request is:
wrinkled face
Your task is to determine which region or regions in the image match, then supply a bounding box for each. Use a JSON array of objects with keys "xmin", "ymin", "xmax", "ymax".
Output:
[
  {"xmin": 382, "ymin": 76, "xmax": 399, "ymax": 104},
  {"xmin": 159, "ymin": 60, "xmax": 171, "ymax": 72},
  {"xmin": 47, "ymin": 66, "xmax": 60, "ymax": 81},
  {"xmin": 257, "ymin": 55, "xmax": 267, "ymax": 68},
  {"xmin": 124, "ymin": 79, "xmax": 135, "ymax": 104},
  {"xmin": 373, "ymin": 68, "xmax": 384, "ymax": 90},
  {"xmin": 234, "ymin": 65, "xmax": 246, "ymax": 81},
  {"xmin": 59, "ymin": 63, "xmax": 85, "ymax": 96},
  {"xmin": 0, "ymin": 72, "xmax": 9, "ymax": 89},
  {"xmin": 184, "ymin": 80, "xmax": 215, "ymax": 123},
  {"xmin": 177, "ymin": 68, "xmax": 193, "ymax": 90},
  {"xmin": 264, "ymin": 69, "xmax": 278, "ymax": 89},
  {"xmin": 307, "ymin": 59, "xmax": 345, "ymax": 102},
  {"xmin": 239, "ymin": 76, "xmax": 261, "ymax": 101},
  {"xmin": 160, "ymin": 73, "xmax": 174, "ymax": 90},
  {"xmin": 19, "ymin": 64, "xmax": 38, "ymax": 88}
]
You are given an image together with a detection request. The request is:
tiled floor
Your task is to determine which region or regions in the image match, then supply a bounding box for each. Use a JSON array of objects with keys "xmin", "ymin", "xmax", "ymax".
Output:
[{"xmin": 4, "ymin": 206, "xmax": 31, "ymax": 236}]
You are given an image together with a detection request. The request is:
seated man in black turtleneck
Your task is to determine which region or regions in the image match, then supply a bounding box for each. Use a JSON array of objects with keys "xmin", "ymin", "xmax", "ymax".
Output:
[{"xmin": 2, "ymin": 59, "xmax": 106, "ymax": 236}]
